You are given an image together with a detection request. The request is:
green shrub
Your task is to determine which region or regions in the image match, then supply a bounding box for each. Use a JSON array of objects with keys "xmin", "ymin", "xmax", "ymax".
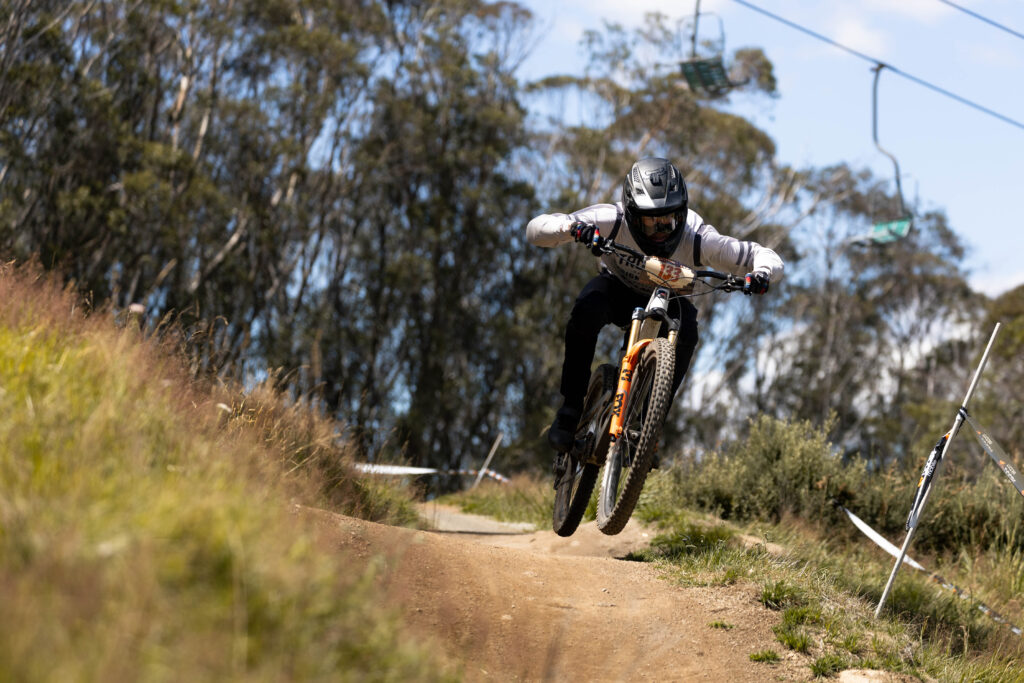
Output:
[
  {"xmin": 669, "ymin": 415, "xmax": 863, "ymax": 522},
  {"xmin": 659, "ymin": 415, "xmax": 1024, "ymax": 560}
]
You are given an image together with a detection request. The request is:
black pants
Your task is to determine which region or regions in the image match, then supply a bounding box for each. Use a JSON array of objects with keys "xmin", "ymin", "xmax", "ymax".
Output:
[{"xmin": 560, "ymin": 272, "xmax": 699, "ymax": 412}]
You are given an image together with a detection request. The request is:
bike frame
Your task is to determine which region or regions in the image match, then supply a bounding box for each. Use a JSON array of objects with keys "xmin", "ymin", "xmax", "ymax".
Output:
[
  {"xmin": 583, "ymin": 230, "xmax": 742, "ymax": 449},
  {"xmin": 608, "ymin": 286, "xmax": 677, "ymax": 442}
]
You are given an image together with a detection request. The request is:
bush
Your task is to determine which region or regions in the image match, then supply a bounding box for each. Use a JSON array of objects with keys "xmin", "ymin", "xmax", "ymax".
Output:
[
  {"xmin": 669, "ymin": 415, "xmax": 865, "ymax": 522},
  {"xmin": 659, "ymin": 414, "xmax": 1024, "ymax": 559}
]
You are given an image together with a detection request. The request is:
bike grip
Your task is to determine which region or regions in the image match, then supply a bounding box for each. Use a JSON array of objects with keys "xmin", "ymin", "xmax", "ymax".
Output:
[{"xmin": 589, "ymin": 227, "xmax": 603, "ymax": 255}]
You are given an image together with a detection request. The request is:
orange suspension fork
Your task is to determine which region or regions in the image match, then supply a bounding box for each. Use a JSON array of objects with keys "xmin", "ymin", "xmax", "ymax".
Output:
[{"xmin": 609, "ymin": 310, "xmax": 651, "ymax": 442}]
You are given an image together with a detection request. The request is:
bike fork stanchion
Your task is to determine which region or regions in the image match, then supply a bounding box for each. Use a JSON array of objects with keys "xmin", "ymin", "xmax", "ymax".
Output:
[{"xmin": 874, "ymin": 323, "xmax": 1002, "ymax": 618}]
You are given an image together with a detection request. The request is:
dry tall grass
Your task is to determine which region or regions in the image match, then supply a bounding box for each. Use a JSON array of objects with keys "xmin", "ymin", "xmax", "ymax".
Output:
[{"xmin": 0, "ymin": 263, "xmax": 449, "ymax": 681}]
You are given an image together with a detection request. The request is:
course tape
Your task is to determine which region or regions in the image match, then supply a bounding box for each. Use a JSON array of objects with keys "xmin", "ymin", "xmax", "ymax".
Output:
[
  {"xmin": 353, "ymin": 463, "xmax": 510, "ymax": 483},
  {"xmin": 960, "ymin": 410, "xmax": 1024, "ymax": 498},
  {"xmin": 839, "ymin": 505, "xmax": 1023, "ymax": 637}
]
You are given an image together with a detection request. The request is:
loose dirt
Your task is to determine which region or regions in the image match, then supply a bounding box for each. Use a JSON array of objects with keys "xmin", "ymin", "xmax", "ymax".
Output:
[{"xmin": 305, "ymin": 503, "xmax": 912, "ymax": 682}]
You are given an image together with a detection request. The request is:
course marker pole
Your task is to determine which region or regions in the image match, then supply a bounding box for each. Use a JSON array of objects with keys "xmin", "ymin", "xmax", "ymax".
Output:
[
  {"xmin": 874, "ymin": 322, "xmax": 1001, "ymax": 618},
  {"xmin": 472, "ymin": 432, "xmax": 504, "ymax": 490}
]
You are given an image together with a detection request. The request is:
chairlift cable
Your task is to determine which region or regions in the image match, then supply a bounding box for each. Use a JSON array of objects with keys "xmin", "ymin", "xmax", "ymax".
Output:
[
  {"xmin": 935, "ymin": 0, "xmax": 1024, "ymax": 43},
  {"xmin": 730, "ymin": 0, "xmax": 1024, "ymax": 133}
]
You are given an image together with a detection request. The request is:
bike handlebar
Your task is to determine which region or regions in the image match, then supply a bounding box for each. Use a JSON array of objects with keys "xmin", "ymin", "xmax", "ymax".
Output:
[{"xmin": 582, "ymin": 228, "xmax": 746, "ymax": 293}]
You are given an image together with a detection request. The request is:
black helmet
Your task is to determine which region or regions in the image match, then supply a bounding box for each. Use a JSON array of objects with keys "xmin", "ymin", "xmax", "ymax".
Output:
[{"xmin": 622, "ymin": 157, "xmax": 688, "ymax": 257}]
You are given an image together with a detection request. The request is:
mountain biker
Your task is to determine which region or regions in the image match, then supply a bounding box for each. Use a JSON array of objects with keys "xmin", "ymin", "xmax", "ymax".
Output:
[{"xmin": 526, "ymin": 157, "xmax": 785, "ymax": 454}]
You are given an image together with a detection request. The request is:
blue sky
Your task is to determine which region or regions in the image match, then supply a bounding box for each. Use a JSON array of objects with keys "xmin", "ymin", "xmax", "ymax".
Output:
[{"xmin": 515, "ymin": 0, "xmax": 1024, "ymax": 297}]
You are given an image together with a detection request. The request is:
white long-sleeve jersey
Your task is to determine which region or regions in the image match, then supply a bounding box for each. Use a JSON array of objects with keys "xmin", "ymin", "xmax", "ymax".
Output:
[{"xmin": 526, "ymin": 202, "xmax": 784, "ymax": 294}]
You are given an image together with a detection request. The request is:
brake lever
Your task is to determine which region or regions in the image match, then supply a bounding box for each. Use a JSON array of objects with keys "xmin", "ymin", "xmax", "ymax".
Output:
[{"xmin": 719, "ymin": 277, "xmax": 745, "ymax": 293}]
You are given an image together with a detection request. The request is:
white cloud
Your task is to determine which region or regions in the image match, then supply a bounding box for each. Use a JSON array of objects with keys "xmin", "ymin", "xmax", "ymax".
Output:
[
  {"xmin": 958, "ymin": 42, "xmax": 1024, "ymax": 69},
  {"xmin": 970, "ymin": 269, "xmax": 1024, "ymax": 298},
  {"xmin": 828, "ymin": 10, "xmax": 888, "ymax": 57},
  {"xmin": 862, "ymin": 0, "xmax": 952, "ymax": 23}
]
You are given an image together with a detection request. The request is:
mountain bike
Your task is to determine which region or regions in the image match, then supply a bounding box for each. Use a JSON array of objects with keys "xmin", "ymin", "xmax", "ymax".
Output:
[{"xmin": 552, "ymin": 234, "xmax": 747, "ymax": 537}]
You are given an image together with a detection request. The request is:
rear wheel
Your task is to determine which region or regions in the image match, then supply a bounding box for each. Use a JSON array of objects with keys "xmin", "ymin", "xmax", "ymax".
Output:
[
  {"xmin": 552, "ymin": 364, "xmax": 616, "ymax": 537},
  {"xmin": 596, "ymin": 337, "xmax": 674, "ymax": 535}
]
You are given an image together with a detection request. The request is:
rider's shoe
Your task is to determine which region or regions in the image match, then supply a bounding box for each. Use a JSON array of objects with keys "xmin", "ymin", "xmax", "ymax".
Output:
[{"xmin": 547, "ymin": 406, "xmax": 581, "ymax": 452}]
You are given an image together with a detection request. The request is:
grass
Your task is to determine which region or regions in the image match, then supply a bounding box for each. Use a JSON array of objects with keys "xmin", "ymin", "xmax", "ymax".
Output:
[
  {"xmin": 782, "ymin": 605, "xmax": 822, "ymax": 628},
  {"xmin": 637, "ymin": 484, "xmax": 1024, "ymax": 680},
  {"xmin": 761, "ymin": 580, "xmax": 804, "ymax": 610},
  {"xmin": 809, "ymin": 653, "xmax": 846, "ymax": 677},
  {"xmin": 749, "ymin": 649, "xmax": 780, "ymax": 663},
  {"xmin": 0, "ymin": 264, "xmax": 452, "ymax": 680},
  {"xmin": 774, "ymin": 624, "xmax": 812, "ymax": 653},
  {"xmin": 436, "ymin": 473, "xmax": 555, "ymax": 529}
]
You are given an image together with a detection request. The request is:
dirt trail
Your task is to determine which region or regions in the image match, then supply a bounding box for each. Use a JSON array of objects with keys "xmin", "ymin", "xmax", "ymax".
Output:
[{"xmin": 307, "ymin": 503, "xmax": 908, "ymax": 682}]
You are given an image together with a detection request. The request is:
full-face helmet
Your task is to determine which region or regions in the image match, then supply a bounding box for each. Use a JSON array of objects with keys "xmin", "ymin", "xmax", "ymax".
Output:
[{"xmin": 622, "ymin": 157, "xmax": 688, "ymax": 256}]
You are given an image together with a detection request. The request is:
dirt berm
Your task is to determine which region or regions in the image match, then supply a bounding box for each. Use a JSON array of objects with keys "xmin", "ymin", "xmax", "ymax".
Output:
[{"xmin": 305, "ymin": 502, "xmax": 913, "ymax": 682}]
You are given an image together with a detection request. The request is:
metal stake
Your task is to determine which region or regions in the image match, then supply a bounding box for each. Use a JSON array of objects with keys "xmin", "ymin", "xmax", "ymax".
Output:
[{"xmin": 874, "ymin": 323, "xmax": 1001, "ymax": 618}]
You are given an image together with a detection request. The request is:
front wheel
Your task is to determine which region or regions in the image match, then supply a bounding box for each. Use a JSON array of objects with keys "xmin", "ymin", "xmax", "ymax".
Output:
[{"xmin": 596, "ymin": 337, "xmax": 674, "ymax": 535}]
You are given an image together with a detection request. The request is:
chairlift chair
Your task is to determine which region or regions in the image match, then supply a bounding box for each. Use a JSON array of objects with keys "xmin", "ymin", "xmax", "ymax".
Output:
[
  {"xmin": 678, "ymin": 2, "xmax": 748, "ymax": 97},
  {"xmin": 849, "ymin": 64, "xmax": 914, "ymax": 248}
]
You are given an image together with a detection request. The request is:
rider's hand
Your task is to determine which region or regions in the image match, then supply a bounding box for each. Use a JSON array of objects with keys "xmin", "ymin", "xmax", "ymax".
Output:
[
  {"xmin": 743, "ymin": 270, "xmax": 770, "ymax": 295},
  {"xmin": 570, "ymin": 221, "xmax": 603, "ymax": 248}
]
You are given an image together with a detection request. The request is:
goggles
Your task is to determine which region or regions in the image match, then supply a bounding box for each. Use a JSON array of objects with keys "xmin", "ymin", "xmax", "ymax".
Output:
[{"xmin": 639, "ymin": 214, "xmax": 676, "ymax": 242}]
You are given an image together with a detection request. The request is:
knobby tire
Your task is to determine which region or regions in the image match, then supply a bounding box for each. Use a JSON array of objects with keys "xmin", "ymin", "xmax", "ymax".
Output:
[
  {"xmin": 596, "ymin": 337, "xmax": 674, "ymax": 535},
  {"xmin": 552, "ymin": 364, "xmax": 616, "ymax": 537}
]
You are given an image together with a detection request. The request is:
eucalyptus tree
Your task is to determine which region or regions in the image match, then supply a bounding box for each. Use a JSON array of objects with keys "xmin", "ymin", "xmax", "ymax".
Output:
[
  {"xmin": 0, "ymin": 1, "xmax": 542, "ymax": 477},
  {"xmin": 974, "ymin": 287, "xmax": 1024, "ymax": 470},
  {"xmin": 0, "ymin": 0, "xmax": 385, "ymax": 377},
  {"xmin": 291, "ymin": 1, "xmax": 538, "ymax": 471}
]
